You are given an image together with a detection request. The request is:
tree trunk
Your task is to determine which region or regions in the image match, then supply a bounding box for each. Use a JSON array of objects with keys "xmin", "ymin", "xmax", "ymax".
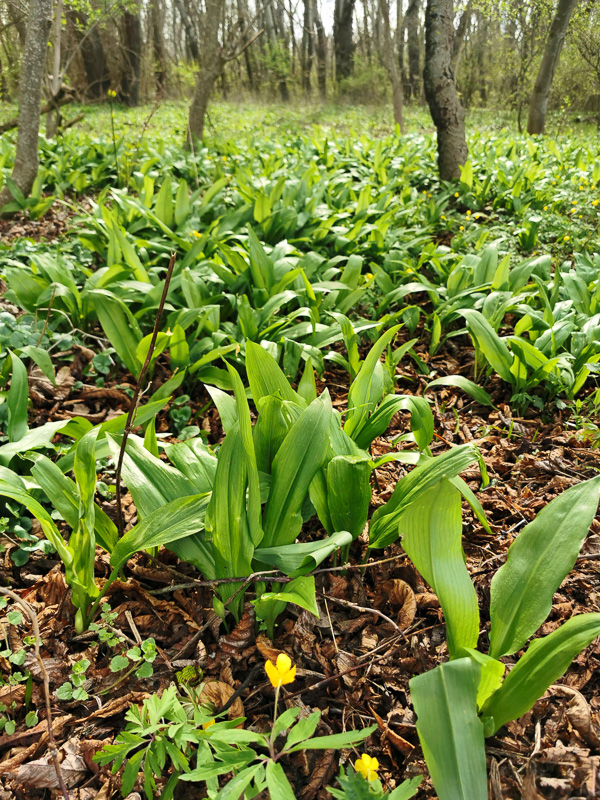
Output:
[
  {"xmin": 46, "ymin": 0, "xmax": 63, "ymax": 138},
  {"xmin": 423, "ymin": 0, "xmax": 468, "ymax": 180},
  {"xmin": 379, "ymin": 0, "xmax": 404, "ymax": 129},
  {"xmin": 301, "ymin": 0, "xmax": 314, "ymax": 92},
  {"xmin": 67, "ymin": 10, "xmax": 111, "ymax": 100},
  {"xmin": 452, "ymin": 0, "xmax": 471, "ymax": 74},
  {"xmin": 527, "ymin": 0, "xmax": 579, "ymax": 134},
  {"xmin": 405, "ymin": 0, "xmax": 420, "ymax": 100},
  {"xmin": 314, "ymin": 0, "xmax": 327, "ymax": 99},
  {"xmin": 150, "ymin": 0, "xmax": 168, "ymax": 95},
  {"xmin": 174, "ymin": 0, "xmax": 200, "ymax": 61},
  {"xmin": 0, "ymin": 0, "xmax": 52, "ymax": 212},
  {"xmin": 334, "ymin": 0, "xmax": 355, "ymax": 80},
  {"xmin": 121, "ymin": 11, "xmax": 142, "ymax": 106},
  {"xmin": 186, "ymin": 0, "xmax": 226, "ymax": 145},
  {"xmin": 236, "ymin": 0, "xmax": 256, "ymax": 91}
]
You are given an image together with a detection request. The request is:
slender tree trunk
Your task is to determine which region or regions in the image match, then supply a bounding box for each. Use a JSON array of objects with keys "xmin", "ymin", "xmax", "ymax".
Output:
[
  {"xmin": 46, "ymin": 0, "xmax": 63, "ymax": 137},
  {"xmin": 174, "ymin": 0, "xmax": 200, "ymax": 61},
  {"xmin": 405, "ymin": 0, "xmax": 420, "ymax": 99},
  {"xmin": 236, "ymin": 0, "xmax": 256, "ymax": 90},
  {"xmin": 121, "ymin": 11, "xmax": 143, "ymax": 106},
  {"xmin": 302, "ymin": 0, "xmax": 314, "ymax": 92},
  {"xmin": 452, "ymin": 0, "xmax": 471, "ymax": 73},
  {"xmin": 379, "ymin": 0, "xmax": 404, "ymax": 129},
  {"xmin": 314, "ymin": 0, "xmax": 327, "ymax": 98},
  {"xmin": 423, "ymin": 0, "xmax": 468, "ymax": 180},
  {"xmin": 527, "ymin": 0, "xmax": 579, "ymax": 134},
  {"xmin": 334, "ymin": 0, "xmax": 356, "ymax": 80},
  {"xmin": 0, "ymin": 0, "xmax": 52, "ymax": 211},
  {"xmin": 150, "ymin": 0, "xmax": 168, "ymax": 95}
]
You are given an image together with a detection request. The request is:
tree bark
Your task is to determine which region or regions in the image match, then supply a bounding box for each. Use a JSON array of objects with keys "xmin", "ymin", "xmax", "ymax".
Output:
[
  {"xmin": 150, "ymin": 0, "xmax": 168, "ymax": 95},
  {"xmin": 334, "ymin": 0, "xmax": 356, "ymax": 80},
  {"xmin": 527, "ymin": 0, "xmax": 579, "ymax": 134},
  {"xmin": 404, "ymin": 0, "xmax": 420, "ymax": 99},
  {"xmin": 46, "ymin": 0, "xmax": 63, "ymax": 138},
  {"xmin": 379, "ymin": 0, "xmax": 404, "ymax": 129},
  {"xmin": 121, "ymin": 11, "xmax": 142, "ymax": 106},
  {"xmin": 0, "ymin": 0, "xmax": 52, "ymax": 212},
  {"xmin": 301, "ymin": 0, "xmax": 314, "ymax": 92},
  {"xmin": 314, "ymin": 0, "xmax": 327, "ymax": 98},
  {"xmin": 452, "ymin": 0, "xmax": 471, "ymax": 73},
  {"xmin": 186, "ymin": 0, "xmax": 226, "ymax": 144},
  {"xmin": 423, "ymin": 0, "xmax": 468, "ymax": 180},
  {"xmin": 67, "ymin": 10, "xmax": 111, "ymax": 100}
]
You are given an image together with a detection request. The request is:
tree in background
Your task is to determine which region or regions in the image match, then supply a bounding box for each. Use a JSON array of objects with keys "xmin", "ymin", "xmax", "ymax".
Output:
[
  {"xmin": 379, "ymin": 0, "xmax": 404, "ymax": 128},
  {"xmin": 424, "ymin": 0, "xmax": 468, "ymax": 179},
  {"xmin": 0, "ymin": 0, "xmax": 53, "ymax": 212},
  {"xmin": 527, "ymin": 0, "xmax": 579, "ymax": 134},
  {"xmin": 334, "ymin": 0, "xmax": 356, "ymax": 80}
]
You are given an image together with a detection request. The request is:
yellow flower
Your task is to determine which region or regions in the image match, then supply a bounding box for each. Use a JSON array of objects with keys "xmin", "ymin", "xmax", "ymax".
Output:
[
  {"xmin": 459, "ymin": 225, "xmax": 464, "ymax": 231},
  {"xmin": 355, "ymin": 754, "xmax": 379, "ymax": 781},
  {"xmin": 265, "ymin": 653, "xmax": 296, "ymax": 688},
  {"xmin": 593, "ymin": 199, "xmax": 598, "ymax": 206},
  {"xmin": 441, "ymin": 215, "xmax": 446, "ymax": 220},
  {"xmin": 564, "ymin": 235, "xmax": 570, "ymax": 242},
  {"xmin": 572, "ymin": 200, "xmax": 577, "ymax": 205},
  {"xmin": 107, "ymin": 89, "xmax": 117, "ymax": 99},
  {"xmin": 202, "ymin": 719, "xmax": 215, "ymax": 730},
  {"xmin": 454, "ymin": 192, "xmax": 459, "ymax": 198},
  {"xmin": 543, "ymin": 206, "xmax": 548, "ymax": 211},
  {"xmin": 466, "ymin": 210, "xmax": 471, "ymax": 216},
  {"xmin": 191, "ymin": 231, "xmax": 202, "ymax": 239},
  {"xmin": 365, "ymin": 272, "xmax": 374, "ymax": 280}
]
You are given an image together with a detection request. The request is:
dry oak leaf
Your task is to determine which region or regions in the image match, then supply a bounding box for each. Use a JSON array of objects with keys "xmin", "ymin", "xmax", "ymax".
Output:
[
  {"xmin": 83, "ymin": 692, "xmax": 150, "ymax": 722},
  {"xmin": 379, "ymin": 579, "xmax": 417, "ymax": 628},
  {"xmin": 368, "ymin": 705, "xmax": 414, "ymax": 757},
  {"xmin": 199, "ymin": 680, "xmax": 244, "ymax": 720},
  {"xmin": 12, "ymin": 738, "xmax": 87, "ymax": 789},
  {"xmin": 256, "ymin": 634, "xmax": 283, "ymax": 664}
]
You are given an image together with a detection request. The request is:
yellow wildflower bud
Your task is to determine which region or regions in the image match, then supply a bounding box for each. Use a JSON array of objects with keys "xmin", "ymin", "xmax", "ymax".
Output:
[
  {"xmin": 459, "ymin": 225, "xmax": 464, "ymax": 231},
  {"xmin": 265, "ymin": 653, "xmax": 296, "ymax": 688},
  {"xmin": 454, "ymin": 192, "xmax": 459, "ymax": 198},
  {"xmin": 466, "ymin": 210, "xmax": 471, "ymax": 216},
  {"xmin": 564, "ymin": 235, "xmax": 570, "ymax": 242},
  {"xmin": 202, "ymin": 719, "xmax": 215, "ymax": 730},
  {"xmin": 355, "ymin": 754, "xmax": 379, "ymax": 781}
]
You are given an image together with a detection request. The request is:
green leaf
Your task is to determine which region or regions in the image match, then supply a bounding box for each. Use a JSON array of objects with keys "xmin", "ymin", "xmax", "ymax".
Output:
[
  {"xmin": 254, "ymin": 530, "xmax": 353, "ymax": 576},
  {"xmin": 483, "ymin": 614, "xmax": 600, "ymax": 734},
  {"xmin": 287, "ymin": 725, "xmax": 376, "ymax": 752},
  {"xmin": 369, "ymin": 444, "xmax": 480, "ymax": 549},
  {"xmin": 284, "ymin": 710, "xmax": 321, "ymax": 750},
  {"xmin": 261, "ymin": 394, "xmax": 332, "ymax": 547},
  {"xmin": 326, "ymin": 456, "xmax": 372, "ymax": 540},
  {"xmin": 256, "ymin": 575, "xmax": 319, "ymax": 617},
  {"xmin": 213, "ymin": 763, "xmax": 263, "ymax": 800},
  {"xmin": 400, "ymin": 480, "xmax": 479, "ymax": 655},
  {"xmin": 245, "ymin": 341, "xmax": 300, "ymax": 407},
  {"xmin": 266, "ymin": 760, "xmax": 296, "ymax": 800},
  {"xmin": 410, "ymin": 659, "xmax": 487, "ymax": 800},
  {"xmin": 92, "ymin": 291, "xmax": 143, "ymax": 378},
  {"xmin": 425, "ymin": 376, "xmax": 494, "ymax": 407},
  {"xmin": 110, "ymin": 494, "xmax": 211, "ymax": 572},
  {"xmin": 345, "ymin": 325, "xmax": 401, "ymax": 440},
  {"xmin": 456, "ymin": 648, "xmax": 505, "ymax": 710},
  {"xmin": 489, "ymin": 476, "xmax": 600, "ymax": 659},
  {"xmin": 460, "ymin": 309, "xmax": 513, "ymax": 384},
  {"xmin": 7, "ymin": 351, "xmax": 28, "ymax": 442}
]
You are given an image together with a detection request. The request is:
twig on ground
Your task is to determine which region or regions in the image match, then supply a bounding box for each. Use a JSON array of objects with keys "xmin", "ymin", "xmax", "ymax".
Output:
[
  {"xmin": 114, "ymin": 252, "xmax": 176, "ymax": 536},
  {"xmin": 319, "ymin": 592, "xmax": 404, "ymax": 636},
  {"xmin": 0, "ymin": 587, "xmax": 71, "ymax": 800}
]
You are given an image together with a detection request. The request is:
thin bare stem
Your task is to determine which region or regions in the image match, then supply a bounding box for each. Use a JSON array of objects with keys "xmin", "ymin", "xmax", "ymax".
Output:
[{"xmin": 114, "ymin": 252, "xmax": 176, "ymax": 537}]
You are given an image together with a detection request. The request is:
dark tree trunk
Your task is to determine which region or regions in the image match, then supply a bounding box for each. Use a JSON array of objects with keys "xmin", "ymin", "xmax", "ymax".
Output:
[
  {"xmin": 150, "ymin": 0, "xmax": 168, "ymax": 94},
  {"xmin": 423, "ymin": 0, "xmax": 468, "ymax": 180},
  {"xmin": 121, "ymin": 11, "xmax": 143, "ymax": 106},
  {"xmin": 236, "ymin": 0, "xmax": 256, "ymax": 91},
  {"xmin": 314, "ymin": 0, "xmax": 327, "ymax": 98},
  {"xmin": 0, "ymin": 0, "xmax": 52, "ymax": 212},
  {"xmin": 527, "ymin": 0, "xmax": 579, "ymax": 134},
  {"xmin": 405, "ymin": 0, "xmax": 420, "ymax": 99},
  {"xmin": 334, "ymin": 0, "xmax": 356, "ymax": 80},
  {"xmin": 379, "ymin": 0, "xmax": 404, "ymax": 129},
  {"xmin": 452, "ymin": 0, "xmax": 471, "ymax": 73},
  {"xmin": 174, "ymin": 0, "xmax": 200, "ymax": 61},
  {"xmin": 301, "ymin": 0, "xmax": 314, "ymax": 92},
  {"xmin": 67, "ymin": 10, "xmax": 111, "ymax": 100},
  {"xmin": 187, "ymin": 0, "xmax": 226, "ymax": 144}
]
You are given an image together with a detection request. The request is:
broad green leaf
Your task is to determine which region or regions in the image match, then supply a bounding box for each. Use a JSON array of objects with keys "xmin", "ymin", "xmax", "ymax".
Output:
[
  {"xmin": 327, "ymin": 456, "xmax": 371, "ymax": 539},
  {"xmin": 483, "ymin": 614, "xmax": 600, "ymax": 733},
  {"xmin": 400, "ymin": 480, "xmax": 479, "ymax": 655},
  {"xmin": 262, "ymin": 393, "xmax": 332, "ymax": 547},
  {"xmin": 7, "ymin": 351, "xmax": 28, "ymax": 442},
  {"xmin": 266, "ymin": 760, "xmax": 296, "ymax": 800},
  {"xmin": 489, "ymin": 476, "xmax": 600, "ymax": 658},
  {"xmin": 245, "ymin": 341, "xmax": 300, "ymax": 407},
  {"xmin": 345, "ymin": 325, "xmax": 401, "ymax": 439},
  {"xmin": 456, "ymin": 648, "xmax": 505, "ymax": 710},
  {"xmin": 213, "ymin": 764, "xmax": 263, "ymax": 800},
  {"xmin": 284, "ymin": 711, "xmax": 321, "ymax": 750},
  {"xmin": 287, "ymin": 725, "xmax": 376, "ymax": 752},
  {"xmin": 410, "ymin": 659, "xmax": 487, "ymax": 800},
  {"xmin": 92, "ymin": 291, "xmax": 143, "ymax": 378},
  {"xmin": 369, "ymin": 444, "xmax": 480, "ymax": 548},
  {"xmin": 256, "ymin": 575, "xmax": 319, "ymax": 617},
  {"xmin": 426, "ymin": 376, "xmax": 493, "ymax": 407},
  {"xmin": 110, "ymin": 494, "xmax": 211, "ymax": 572},
  {"xmin": 254, "ymin": 530, "xmax": 353, "ymax": 576},
  {"xmin": 461, "ymin": 309, "xmax": 513, "ymax": 383}
]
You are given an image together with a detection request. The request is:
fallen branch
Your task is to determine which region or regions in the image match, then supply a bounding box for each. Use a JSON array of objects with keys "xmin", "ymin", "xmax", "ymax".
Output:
[
  {"xmin": 0, "ymin": 95, "xmax": 74, "ymax": 135},
  {"xmin": 0, "ymin": 587, "xmax": 71, "ymax": 800}
]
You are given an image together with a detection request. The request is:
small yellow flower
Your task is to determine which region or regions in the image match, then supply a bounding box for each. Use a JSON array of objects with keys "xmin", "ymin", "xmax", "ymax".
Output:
[
  {"xmin": 107, "ymin": 89, "xmax": 117, "ymax": 99},
  {"xmin": 441, "ymin": 215, "xmax": 446, "ymax": 220},
  {"xmin": 355, "ymin": 754, "xmax": 379, "ymax": 781},
  {"xmin": 427, "ymin": 193, "xmax": 432, "ymax": 198},
  {"xmin": 466, "ymin": 210, "xmax": 471, "ymax": 216},
  {"xmin": 459, "ymin": 225, "xmax": 464, "ymax": 231},
  {"xmin": 552, "ymin": 181, "xmax": 556, "ymax": 185},
  {"xmin": 564, "ymin": 235, "xmax": 570, "ymax": 242},
  {"xmin": 454, "ymin": 192, "xmax": 459, "ymax": 198},
  {"xmin": 265, "ymin": 653, "xmax": 296, "ymax": 688},
  {"xmin": 543, "ymin": 205, "xmax": 548, "ymax": 211},
  {"xmin": 365, "ymin": 272, "xmax": 374, "ymax": 280},
  {"xmin": 191, "ymin": 231, "xmax": 202, "ymax": 239},
  {"xmin": 572, "ymin": 200, "xmax": 577, "ymax": 205},
  {"xmin": 202, "ymin": 719, "xmax": 215, "ymax": 730},
  {"xmin": 533, "ymin": 251, "xmax": 537, "ymax": 255},
  {"xmin": 579, "ymin": 214, "xmax": 582, "ymax": 218},
  {"xmin": 579, "ymin": 185, "xmax": 584, "ymax": 190},
  {"xmin": 593, "ymin": 199, "xmax": 598, "ymax": 206}
]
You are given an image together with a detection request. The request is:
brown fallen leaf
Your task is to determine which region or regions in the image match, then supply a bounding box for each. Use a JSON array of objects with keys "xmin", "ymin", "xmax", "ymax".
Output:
[
  {"xmin": 84, "ymin": 692, "xmax": 150, "ymax": 721},
  {"xmin": 377, "ymin": 579, "xmax": 417, "ymax": 628},
  {"xmin": 368, "ymin": 705, "xmax": 414, "ymax": 757},
  {"xmin": 220, "ymin": 606, "xmax": 255, "ymax": 656},
  {"xmin": 256, "ymin": 635, "xmax": 285, "ymax": 664},
  {"xmin": 13, "ymin": 738, "xmax": 86, "ymax": 789},
  {"xmin": 199, "ymin": 680, "xmax": 244, "ymax": 720}
]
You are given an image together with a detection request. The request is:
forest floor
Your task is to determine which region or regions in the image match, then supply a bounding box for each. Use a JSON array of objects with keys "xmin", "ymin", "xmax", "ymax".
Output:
[{"xmin": 0, "ymin": 102, "xmax": 600, "ymax": 799}]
